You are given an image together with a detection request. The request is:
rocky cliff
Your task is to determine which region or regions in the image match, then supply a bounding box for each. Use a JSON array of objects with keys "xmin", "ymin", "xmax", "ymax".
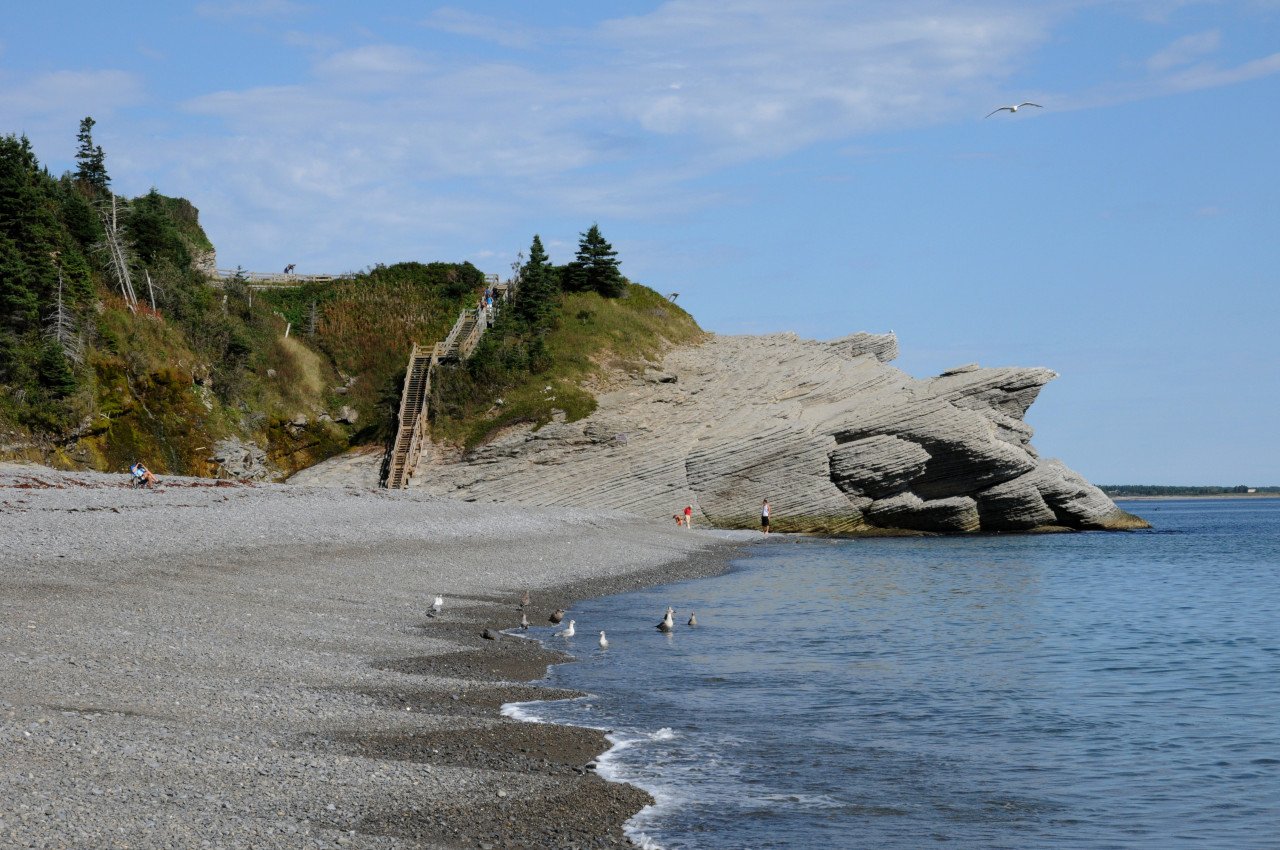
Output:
[{"xmin": 294, "ymin": 331, "xmax": 1146, "ymax": 534}]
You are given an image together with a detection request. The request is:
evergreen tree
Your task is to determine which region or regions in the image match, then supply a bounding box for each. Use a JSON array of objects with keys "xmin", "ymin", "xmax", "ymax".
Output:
[
  {"xmin": 515, "ymin": 234, "xmax": 558, "ymax": 332},
  {"xmin": 567, "ymin": 223, "xmax": 625, "ymax": 297},
  {"xmin": 74, "ymin": 116, "xmax": 109, "ymax": 193}
]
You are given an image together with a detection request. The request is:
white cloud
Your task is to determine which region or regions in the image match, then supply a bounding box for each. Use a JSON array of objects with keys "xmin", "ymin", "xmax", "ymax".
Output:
[
  {"xmin": 1148, "ymin": 29, "xmax": 1221, "ymax": 71},
  {"xmin": 1160, "ymin": 50, "xmax": 1280, "ymax": 91},
  {"xmin": 316, "ymin": 45, "xmax": 431, "ymax": 79},
  {"xmin": 422, "ymin": 7, "xmax": 537, "ymax": 49},
  {"xmin": 282, "ymin": 30, "xmax": 341, "ymax": 52},
  {"xmin": 0, "ymin": 69, "xmax": 144, "ymax": 116},
  {"xmin": 115, "ymin": 2, "xmax": 1063, "ymax": 269},
  {"xmin": 591, "ymin": 1, "xmax": 1049, "ymax": 156},
  {"xmin": 77, "ymin": 0, "xmax": 1279, "ymax": 272}
]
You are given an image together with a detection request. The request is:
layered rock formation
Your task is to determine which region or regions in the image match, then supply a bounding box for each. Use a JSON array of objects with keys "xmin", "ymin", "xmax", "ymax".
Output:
[
  {"xmin": 391, "ymin": 331, "xmax": 1146, "ymax": 534},
  {"xmin": 291, "ymin": 331, "xmax": 1143, "ymax": 533}
]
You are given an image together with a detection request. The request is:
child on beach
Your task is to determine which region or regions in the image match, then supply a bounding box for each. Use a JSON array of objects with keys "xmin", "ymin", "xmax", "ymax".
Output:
[{"xmin": 761, "ymin": 499, "xmax": 771, "ymax": 534}]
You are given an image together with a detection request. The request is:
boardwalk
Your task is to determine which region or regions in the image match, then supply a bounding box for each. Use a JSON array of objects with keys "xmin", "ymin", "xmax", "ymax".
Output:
[
  {"xmin": 206, "ymin": 269, "xmax": 356, "ymax": 290},
  {"xmin": 383, "ymin": 274, "xmax": 509, "ymax": 489}
]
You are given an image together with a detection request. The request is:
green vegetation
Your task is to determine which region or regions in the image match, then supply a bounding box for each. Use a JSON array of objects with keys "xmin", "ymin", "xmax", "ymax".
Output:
[
  {"xmin": 1102, "ymin": 485, "xmax": 1280, "ymax": 497},
  {"xmin": 430, "ymin": 231, "xmax": 704, "ymax": 449},
  {"xmin": 1, "ymin": 125, "xmax": 702, "ymax": 478},
  {"xmin": 259, "ymin": 261, "xmax": 483, "ymax": 444},
  {"xmin": 0, "ymin": 125, "xmax": 345, "ymax": 474},
  {"xmin": 561, "ymin": 223, "xmax": 626, "ymax": 297}
]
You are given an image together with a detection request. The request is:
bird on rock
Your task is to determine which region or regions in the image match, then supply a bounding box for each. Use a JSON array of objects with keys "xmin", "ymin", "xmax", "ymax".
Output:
[
  {"xmin": 519, "ymin": 590, "xmax": 531, "ymax": 609},
  {"xmin": 657, "ymin": 606, "xmax": 675, "ymax": 632},
  {"xmin": 520, "ymin": 612, "xmax": 530, "ymax": 631},
  {"xmin": 555, "ymin": 620, "xmax": 576, "ymax": 638},
  {"xmin": 687, "ymin": 613, "xmax": 698, "ymax": 627},
  {"xmin": 599, "ymin": 630, "xmax": 609, "ymax": 649},
  {"xmin": 428, "ymin": 595, "xmax": 444, "ymax": 617},
  {"xmin": 549, "ymin": 608, "xmax": 566, "ymax": 624},
  {"xmin": 985, "ymin": 101, "xmax": 1042, "ymax": 118}
]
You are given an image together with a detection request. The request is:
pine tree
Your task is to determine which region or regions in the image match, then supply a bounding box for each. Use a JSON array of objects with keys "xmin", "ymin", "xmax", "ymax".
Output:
[
  {"xmin": 74, "ymin": 117, "xmax": 110, "ymax": 193},
  {"xmin": 515, "ymin": 234, "xmax": 558, "ymax": 332},
  {"xmin": 568, "ymin": 223, "xmax": 625, "ymax": 298}
]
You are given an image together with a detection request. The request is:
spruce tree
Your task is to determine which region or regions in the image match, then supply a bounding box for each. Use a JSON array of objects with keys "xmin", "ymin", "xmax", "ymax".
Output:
[
  {"xmin": 570, "ymin": 223, "xmax": 625, "ymax": 297},
  {"xmin": 515, "ymin": 234, "xmax": 558, "ymax": 332},
  {"xmin": 74, "ymin": 116, "xmax": 109, "ymax": 193}
]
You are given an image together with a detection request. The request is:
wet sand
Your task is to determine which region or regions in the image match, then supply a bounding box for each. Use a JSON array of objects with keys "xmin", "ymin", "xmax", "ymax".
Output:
[{"xmin": 0, "ymin": 463, "xmax": 746, "ymax": 849}]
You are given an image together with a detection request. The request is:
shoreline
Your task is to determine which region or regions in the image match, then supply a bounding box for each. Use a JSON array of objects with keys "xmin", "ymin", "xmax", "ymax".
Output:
[
  {"xmin": 0, "ymin": 462, "xmax": 747, "ymax": 849},
  {"xmin": 1111, "ymin": 493, "xmax": 1280, "ymax": 501}
]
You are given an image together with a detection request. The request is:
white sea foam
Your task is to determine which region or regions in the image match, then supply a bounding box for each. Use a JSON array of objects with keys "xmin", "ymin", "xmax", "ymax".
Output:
[
  {"xmin": 623, "ymin": 819, "xmax": 665, "ymax": 850},
  {"xmin": 499, "ymin": 701, "xmax": 544, "ymax": 722}
]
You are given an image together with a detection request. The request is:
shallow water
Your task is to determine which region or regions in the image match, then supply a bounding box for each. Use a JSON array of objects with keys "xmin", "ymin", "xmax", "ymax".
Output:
[{"xmin": 510, "ymin": 500, "xmax": 1280, "ymax": 849}]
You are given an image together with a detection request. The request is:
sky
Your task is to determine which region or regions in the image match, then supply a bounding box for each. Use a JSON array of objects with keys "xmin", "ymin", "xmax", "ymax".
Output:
[{"xmin": 2, "ymin": 1, "xmax": 1278, "ymax": 485}]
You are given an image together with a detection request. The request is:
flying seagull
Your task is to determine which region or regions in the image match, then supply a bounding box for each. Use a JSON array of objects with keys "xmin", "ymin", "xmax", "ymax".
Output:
[{"xmin": 985, "ymin": 102, "xmax": 1042, "ymax": 118}]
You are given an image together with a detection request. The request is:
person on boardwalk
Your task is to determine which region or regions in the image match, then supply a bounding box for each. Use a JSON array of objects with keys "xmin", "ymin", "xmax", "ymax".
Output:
[
  {"xmin": 684, "ymin": 505, "xmax": 693, "ymax": 529},
  {"xmin": 761, "ymin": 499, "xmax": 771, "ymax": 534}
]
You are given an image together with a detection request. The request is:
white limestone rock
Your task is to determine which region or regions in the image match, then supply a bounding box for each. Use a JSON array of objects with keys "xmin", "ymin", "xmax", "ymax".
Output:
[{"xmin": 294, "ymin": 330, "xmax": 1146, "ymax": 534}]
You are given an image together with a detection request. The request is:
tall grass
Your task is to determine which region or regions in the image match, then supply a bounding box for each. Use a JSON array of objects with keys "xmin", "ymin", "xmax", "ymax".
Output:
[{"xmin": 431, "ymin": 283, "xmax": 703, "ymax": 449}]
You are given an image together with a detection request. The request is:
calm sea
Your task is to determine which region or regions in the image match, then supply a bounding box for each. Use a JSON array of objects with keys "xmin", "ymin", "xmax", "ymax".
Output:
[{"xmin": 507, "ymin": 499, "xmax": 1280, "ymax": 849}]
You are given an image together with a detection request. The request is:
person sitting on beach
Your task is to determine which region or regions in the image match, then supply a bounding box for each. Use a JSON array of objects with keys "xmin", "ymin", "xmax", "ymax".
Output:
[{"xmin": 130, "ymin": 462, "xmax": 157, "ymax": 489}]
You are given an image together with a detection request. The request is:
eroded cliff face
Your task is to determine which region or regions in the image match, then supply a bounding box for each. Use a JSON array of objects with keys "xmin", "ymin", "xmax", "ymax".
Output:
[{"xmin": 403, "ymin": 332, "xmax": 1147, "ymax": 534}]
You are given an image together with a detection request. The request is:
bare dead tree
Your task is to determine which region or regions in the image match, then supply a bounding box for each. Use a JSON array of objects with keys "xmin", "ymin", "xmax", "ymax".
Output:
[
  {"xmin": 45, "ymin": 270, "xmax": 84, "ymax": 365},
  {"xmin": 145, "ymin": 269, "xmax": 157, "ymax": 312},
  {"xmin": 96, "ymin": 195, "xmax": 138, "ymax": 312}
]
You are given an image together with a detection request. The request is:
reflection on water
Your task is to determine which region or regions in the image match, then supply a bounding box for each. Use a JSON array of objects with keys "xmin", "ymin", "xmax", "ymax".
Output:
[{"xmin": 519, "ymin": 500, "xmax": 1280, "ymax": 849}]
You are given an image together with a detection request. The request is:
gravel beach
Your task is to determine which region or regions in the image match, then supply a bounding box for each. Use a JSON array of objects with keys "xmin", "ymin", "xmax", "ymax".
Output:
[{"xmin": 1, "ymin": 463, "xmax": 745, "ymax": 849}]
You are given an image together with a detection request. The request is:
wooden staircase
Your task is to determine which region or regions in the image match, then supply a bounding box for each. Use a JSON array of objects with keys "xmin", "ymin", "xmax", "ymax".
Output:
[
  {"xmin": 382, "ymin": 274, "xmax": 512, "ymax": 489},
  {"xmin": 384, "ymin": 343, "xmax": 437, "ymax": 489}
]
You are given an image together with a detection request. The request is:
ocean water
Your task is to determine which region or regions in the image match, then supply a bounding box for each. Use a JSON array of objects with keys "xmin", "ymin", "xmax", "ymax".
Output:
[{"xmin": 506, "ymin": 499, "xmax": 1280, "ymax": 849}]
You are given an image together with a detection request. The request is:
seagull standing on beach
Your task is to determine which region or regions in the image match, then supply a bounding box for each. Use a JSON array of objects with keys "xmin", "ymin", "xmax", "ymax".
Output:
[
  {"xmin": 519, "ymin": 612, "xmax": 530, "ymax": 631},
  {"xmin": 657, "ymin": 607, "xmax": 675, "ymax": 633},
  {"xmin": 556, "ymin": 620, "xmax": 576, "ymax": 638},
  {"xmin": 985, "ymin": 102, "xmax": 1042, "ymax": 118},
  {"xmin": 549, "ymin": 608, "xmax": 565, "ymax": 624},
  {"xmin": 428, "ymin": 595, "xmax": 444, "ymax": 617},
  {"xmin": 519, "ymin": 590, "xmax": 531, "ymax": 609},
  {"xmin": 599, "ymin": 630, "xmax": 609, "ymax": 649}
]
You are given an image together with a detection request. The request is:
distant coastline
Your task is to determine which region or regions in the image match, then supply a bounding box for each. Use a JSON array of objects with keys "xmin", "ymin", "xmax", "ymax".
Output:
[
  {"xmin": 1112, "ymin": 493, "xmax": 1280, "ymax": 501},
  {"xmin": 1103, "ymin": 485, "xmax": 1279, "ymax": 498}
]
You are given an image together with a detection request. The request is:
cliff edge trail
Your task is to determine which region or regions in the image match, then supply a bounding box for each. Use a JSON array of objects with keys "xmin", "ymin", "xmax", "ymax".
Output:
[{"xmin": 294, "ymin": 331, "xmax": 1147, "ymax": 535}]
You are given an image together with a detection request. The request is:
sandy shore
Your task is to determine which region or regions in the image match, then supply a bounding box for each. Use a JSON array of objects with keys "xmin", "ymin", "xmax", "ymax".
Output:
[{"xmin": 1, "ymin": 463, "xmax": 746, "ymax": 849}]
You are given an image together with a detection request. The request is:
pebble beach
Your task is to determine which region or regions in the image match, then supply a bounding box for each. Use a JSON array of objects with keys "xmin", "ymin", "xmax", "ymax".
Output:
[{"xmin": 0, "ymin": 463, "xmax": 741, "ymax": 849}]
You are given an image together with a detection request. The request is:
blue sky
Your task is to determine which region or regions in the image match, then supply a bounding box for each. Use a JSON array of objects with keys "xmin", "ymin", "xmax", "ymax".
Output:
[{"xmin": 3, "ymin": 1, "xmax": 1278, "ymax": 484}]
